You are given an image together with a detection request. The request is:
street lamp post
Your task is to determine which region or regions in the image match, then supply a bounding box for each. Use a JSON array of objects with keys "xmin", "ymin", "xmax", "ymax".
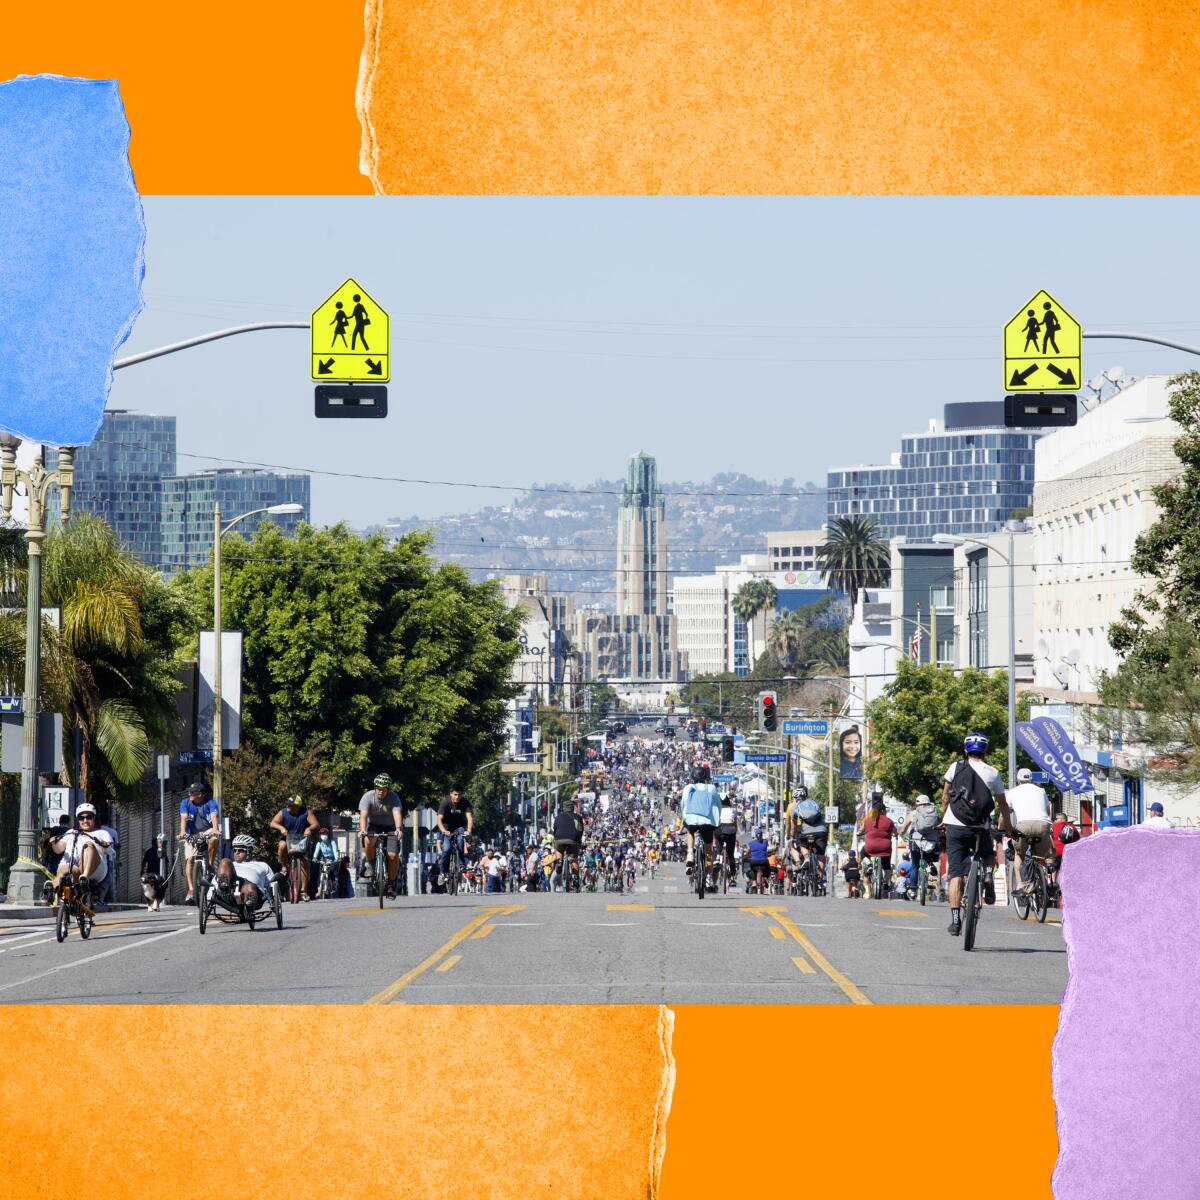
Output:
[
  {"xmin": 0, "ymin": 438, "xmax": 75, "ymax": 905},
  {"xmin": 211, "ymin": 502, "xmax": 303, "ymax": 815},
  {"xmin": 934, "ymin": 530, "xmax": 1018, "ymax": 788}
]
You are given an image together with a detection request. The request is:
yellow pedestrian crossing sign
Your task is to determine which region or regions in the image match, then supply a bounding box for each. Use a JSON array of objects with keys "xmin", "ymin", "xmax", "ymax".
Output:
[
  {"xmin": 311, "ymin": 279, "xmax": 389, "ymax": 382},
  {"xmin": 1004, "ymin": 290, "xmax": 1081, "ymax": 392}
]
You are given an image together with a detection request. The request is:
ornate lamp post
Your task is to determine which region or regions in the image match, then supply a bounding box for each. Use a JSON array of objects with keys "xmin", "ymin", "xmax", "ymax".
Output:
[{"xmin": 0, "ymin": 437, "xmax": 74, "ymax": 905}]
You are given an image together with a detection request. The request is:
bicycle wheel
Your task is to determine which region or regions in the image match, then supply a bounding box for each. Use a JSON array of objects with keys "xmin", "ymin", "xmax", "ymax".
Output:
[
  {"xmin": 1033, "ymin": 863, "xmax": 1050, "ymax": 923},
  {"xmin": 198, "ymin": 885, "xmax": 209, "ymax": 934},
  {"xmin": 56, "ymin": 895, "xmax": 70, "ymax": 943},
  {"xmin": 289, "ymin": 860, "xmax": 301, "ymax": 905},
  {"xmin": 962, "ymin": 861, "xmax": 981, "ymax": 951},
  {"xmin": 376, "ymin": 843, "xmax": 387, "ymax": 909},
  {"xmin": 1015, "ymin": 884, "xmax": 1031, "ymax": 920},
  {"xmin": 918, "ymin": 861, "xmax": 928, "ymax": 907},
  {"xmin": 722, "ymin": 856, "xmax": 730, "ymax": 895},
  {"xmin": 273, "ymin": 882, "xmax": 284, "ymax": 929},
  {"xmin": 696, "ymin": 848, "xmax": 706, "ymax": 900},
  {"xmin": 78, "ymin": 903, "xmax": 94, "ymax": 940},
  {"xmin": 447, "ymin": 855, "xmax": 459, "ymax": 897},
  {"xmin": 245, "ymin": 898, "xmax": 256, "ymax": 930}
]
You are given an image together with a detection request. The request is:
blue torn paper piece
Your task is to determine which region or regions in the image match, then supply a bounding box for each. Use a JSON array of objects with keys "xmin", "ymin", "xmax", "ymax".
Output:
[{"xmin": 0, "ymin": 74, "xmax": 144, "ymax": 447}]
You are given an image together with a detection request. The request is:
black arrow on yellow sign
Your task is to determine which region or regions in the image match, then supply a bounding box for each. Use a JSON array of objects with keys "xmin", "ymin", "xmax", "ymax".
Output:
[
  {"xmin": 318, "ymin": 358, "xmax": 335, "ymax": 375},
  {"xmin": 1009, "ymin": 364, "xmax": 1039, "ymax": 387},
  {"xmin": 366, "ymin": 358, "xmax": 383, "ymax": 376},
  {"xmin": 1046, "ymin": 364, "xmax": 1077, "ymax": 386}
]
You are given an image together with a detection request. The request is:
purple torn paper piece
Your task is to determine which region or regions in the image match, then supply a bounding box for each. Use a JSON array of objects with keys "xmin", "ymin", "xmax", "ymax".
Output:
[
  {"xmin": 0, "ymin": 74, "xmax": 144, "ymax": 448},
  {"xmin": 1053, "ymin": 827, "xmax": 1200, "ymax": 1199}
]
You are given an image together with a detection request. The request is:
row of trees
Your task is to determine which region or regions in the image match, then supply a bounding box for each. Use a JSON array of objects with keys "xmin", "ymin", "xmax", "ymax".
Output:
[{"xmin": 0, "ymin": 518, "xmax": 526, "ymax": 856}]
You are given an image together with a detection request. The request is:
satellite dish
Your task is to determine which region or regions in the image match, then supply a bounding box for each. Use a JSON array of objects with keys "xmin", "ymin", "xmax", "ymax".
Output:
[
  {"xmin": 1087, "ymin": 374, "xmax": 1106, "ymax": 393},
  {"xmin": 1036, "ymin": 639, "xmax": 1049, "ymax": 659},
  {"xmin": 1063, "ymin": 649, "xmax": 1080, "ymax": 666},
  {"xmin": 1052, "ymin": 666, "xmax": 1070, "ymax": 687},
  {"xmin": 1104, "ymin": 366, "xmax": 1126, "ymax": 383}
]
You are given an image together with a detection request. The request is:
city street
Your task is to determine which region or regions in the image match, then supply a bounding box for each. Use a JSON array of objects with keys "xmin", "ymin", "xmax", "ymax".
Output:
[{"xmin": 0, "ymin": 868, "xmax": 1066, "ymax": 1005}]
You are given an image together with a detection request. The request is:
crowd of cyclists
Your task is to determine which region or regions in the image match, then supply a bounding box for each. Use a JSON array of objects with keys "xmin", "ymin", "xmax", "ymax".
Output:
[{"xmin": 35, "ymin": 717, "xmax": 1086, "ymax": 941}]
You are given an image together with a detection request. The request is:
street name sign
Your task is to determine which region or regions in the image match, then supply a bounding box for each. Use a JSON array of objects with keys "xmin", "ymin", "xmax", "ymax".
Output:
[
  {"xmin": 1004, "ymin": 290, "xmax": 1081, "ymax": 392},
  {"xmin": 311, "ymin": 279, "xmax": 389, "ymax": 382},
  {"xmin": 713, "ymin": 774, "xmax": 736, "ymax": 784},
  {"xmin": 746, "ymin": 753, "xmax": 787, "ymax": 763},
  {"xmin": 500, "ymin": 761, "xmax": 541, "ymax": 774},
  {"xmin": 179, "ymin": 750, "xmax": 213, "ymax": 765},
  {"xmin": 782, "ymin": 719, "xmax": 828, "ymax": 736},
  {"xmin": 0, "ymin": 696, "xmax": 22, "ymax": 713}
]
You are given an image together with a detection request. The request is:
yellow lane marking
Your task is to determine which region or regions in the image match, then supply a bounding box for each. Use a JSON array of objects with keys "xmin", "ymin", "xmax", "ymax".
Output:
[
  {"xmin": 471, "ymin": 923, "xmax": 496, "ymax": 939},
  {"xmin": 769, "ymin": 926, "xmax": 785, "ymax": 940},
  {"xmin": 607, "ymin": 904, "xmax": 655, "ymax": 911},
  {"xmin": 792, "ymin": 955, "xmax": 815, "ymax": 974},
  {"xmin": 741, "ymin": 905, "xmax": 871, "ymax": 1005},
  {"xmin": 364, "ymin": 905, "xmax": 525, "ymax": 1004},
  {"xmin": 875, "ymin": 909, "xmax": 928, "ymax": 918},
  {"xmin": 435, "ymin": 955, "xmax": 462, "ymax": 973}
]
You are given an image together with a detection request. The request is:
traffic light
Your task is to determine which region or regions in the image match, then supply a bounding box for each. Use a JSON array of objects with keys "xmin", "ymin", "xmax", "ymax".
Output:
[
  {"xmin": 756, "ymin": 690, "xmax": 777, "ymax": 732},
  {"xmin": 722, "ymin": 735, "xmax": 735, "ymax": 763}
]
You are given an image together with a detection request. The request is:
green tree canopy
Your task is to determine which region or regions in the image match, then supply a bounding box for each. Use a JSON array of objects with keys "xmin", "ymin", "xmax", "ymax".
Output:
[
  {"xmin": 818, "ymin": 516, "xmax": 890, "ymax": 610},
  {"xmin": 1110, "ymin": 371, "xmax": 1200, "ymax": 669},
  {"xmin": 177, "ymin": 523, "xmax": 523, "ymax": 804},
  {"xmin": 865, "ymin": 662, "xmax": 1028, "ymax": 801}
]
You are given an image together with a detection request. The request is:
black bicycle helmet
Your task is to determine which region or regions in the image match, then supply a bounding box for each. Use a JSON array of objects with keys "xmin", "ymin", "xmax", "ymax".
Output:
[{"xmin": 690, "ymin": 763, "xmax": 711, "ymax": 784}]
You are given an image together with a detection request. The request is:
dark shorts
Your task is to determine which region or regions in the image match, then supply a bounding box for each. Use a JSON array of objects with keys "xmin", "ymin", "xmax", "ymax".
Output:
[
  {"xmin": 945, "ymin": 824, "xmax": 996, "ymax": 879},
  {"xmin": 685, "ymin": 823, "xmax": 715, "ymax": 844},
  {"xmin": 554, "ymin": 840, "xmax": 581, "ymax": 854},
  {"xmin": 794, "ymin": 834, "xmax": 828, "ymax": 856}
]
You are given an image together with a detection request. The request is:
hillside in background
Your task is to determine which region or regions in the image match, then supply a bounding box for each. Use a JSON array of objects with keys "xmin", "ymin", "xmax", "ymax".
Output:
[{"xmin": 377, "ymin": 473, "xmax": 827, "ymax": 609}]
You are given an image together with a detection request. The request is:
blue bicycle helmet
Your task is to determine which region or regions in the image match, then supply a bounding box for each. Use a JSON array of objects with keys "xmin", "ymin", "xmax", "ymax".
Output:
[{"xmin": 963, "ymin": 733, "xmax": 989, "ymax": 755}]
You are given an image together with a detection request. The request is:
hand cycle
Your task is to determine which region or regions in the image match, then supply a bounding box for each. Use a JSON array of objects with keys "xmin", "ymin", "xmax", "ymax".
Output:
[
  {"xmin": 200, "ymin": 868, "xmax": 284, "ymax": 934},
  {"xmin": 54, "ymin": 876, "xmax": 97, "ymax": 943}
]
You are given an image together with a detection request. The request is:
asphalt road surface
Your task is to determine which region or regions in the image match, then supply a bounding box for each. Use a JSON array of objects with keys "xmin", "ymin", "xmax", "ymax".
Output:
[{"xmin": 0, "ymin": 867, "xmax": 1066, "ymax": 1005}]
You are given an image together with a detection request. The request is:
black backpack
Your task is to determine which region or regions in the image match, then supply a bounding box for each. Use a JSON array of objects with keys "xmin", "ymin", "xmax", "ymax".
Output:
[{"xmin": 948, "ymin": 760, "xmax": 995, "ymax": 826}]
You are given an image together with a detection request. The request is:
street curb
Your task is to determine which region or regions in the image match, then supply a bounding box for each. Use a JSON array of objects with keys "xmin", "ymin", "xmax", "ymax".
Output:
[{"xmin": 0, "ymin": 902, "xmax": 145, "ymax": 921}]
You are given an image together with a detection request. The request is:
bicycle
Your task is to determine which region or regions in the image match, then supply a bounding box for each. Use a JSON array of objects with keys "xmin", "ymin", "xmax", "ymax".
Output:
[
  {"xmin": 872, "ymin": 857, "xmax": 890, "ymax": 902},
  {"xmin": 960, "ymin": 828, "xmax": 992, "ymax": 951},
  {"xmin": 1014, "ymin": 843, "xmax": 1052, "ymax": 924},
  {"xmin": 560, "ymin": 851, "xmax": 580, "ymax": 893},
  {"xmin": 692, "ymin": 834, "xmax": 708, "ymax": 900},
  {"xmin": 373, "ymin": 832, "xmax": 395, "ymax": 909},
  {"xmin": 315, "ymin": 858, "xmax": 340, "ymax": 900},
  {"xmin": 54, "ymin": 877, "xmax": 96, "ymax": 943},
  {"xmin": 443, "ymin": 834, "xmax": 463, "ymax": 897},
  {"xmin": 181, "ymin": 832, "xmax": 216, "ymax": 903},
  {"xmin": 286, "ymin": 837, "xmax": 309, "ymax": 904},
  {"xmin": 915, "ymin": 854, "xmax": 942, "ymax": 906}
]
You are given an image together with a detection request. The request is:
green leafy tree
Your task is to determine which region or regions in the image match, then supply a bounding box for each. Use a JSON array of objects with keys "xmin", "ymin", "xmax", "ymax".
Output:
[
  {"xmin": 818, "ymin": 516, "xmax": 890, "ymax": 610},
  {"xmin": 1110, "ymin": 372, "xmax": 1200, "ymax": 669},
  {"xmin": 219, "ymin": 743, "xmax": 335, "ymax": 847},
  {"xmin": 586, "ymin": 683, "xmax": 619, "ymax": 721},
  {"xmin": 865, "ymin": 661, "xmax": 1029, "ymax": 801},
  {"xmin": 176, "ymin": 523, "xmax": 523, "ymax": 804},
  {"xmin": 681, "ymin": 673, "xmax": 758, "ymax": 729},
  {"xmin": 807, "ymin": 761, "xmax": 860, "ymax": 828},
  {"xmin": 1095, "ymin": 619, "xmax": 1200, "ymax": 785}
]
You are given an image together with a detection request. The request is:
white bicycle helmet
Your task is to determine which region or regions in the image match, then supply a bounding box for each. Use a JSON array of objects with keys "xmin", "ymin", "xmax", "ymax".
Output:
[{"xmin": 232, "ymin": 834, "xmax": 257, "ymax": 852}]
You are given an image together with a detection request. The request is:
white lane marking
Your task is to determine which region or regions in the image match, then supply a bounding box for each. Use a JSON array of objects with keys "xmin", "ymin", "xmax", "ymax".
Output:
[
  {"xmin": 586, "ymin": 922, "xmax": 636, "ymax": 927},
  {"xmin": 0, "ymin": 927, "xmax": 190, "ymax": 995},
  {"xmin": 0, "ymin": 931, "xmax": 53, "ymax": 954},
  {"xmin": 877, "ymin": 924, "xmax": 931, "ymax": 931},
  {"xmin": 662, "ymin": 886, "xmax": 679, "ymax": 893},
  {"xmin": 678, "ymin": 921, "xmax": 738, "ymax": 926},
  {"xmin": 491, "ymin": 922, "xmax": 544, "ymax": 927}
]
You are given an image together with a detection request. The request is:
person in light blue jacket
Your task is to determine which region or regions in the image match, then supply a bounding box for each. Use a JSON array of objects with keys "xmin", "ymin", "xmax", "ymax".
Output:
[{"xmin": 680, "ymin": 763, "xmax": 721, "ymax": 877}]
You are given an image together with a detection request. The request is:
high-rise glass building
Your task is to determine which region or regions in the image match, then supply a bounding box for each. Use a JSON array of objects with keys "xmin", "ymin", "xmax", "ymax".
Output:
[
  {"xmin": 47, "ymin": 410, "xmax": 176, "ymax": 569},
  {"xmin": 826, "ymin": 402, "xmax": 1040, "ymax": 541},
  {"xmin": 160, "ymin": 469, "xmax": 310, "ymax": 575},
  {"xmin": 616, "ymin": 451, "xmax": 667, "ymax": 618}
]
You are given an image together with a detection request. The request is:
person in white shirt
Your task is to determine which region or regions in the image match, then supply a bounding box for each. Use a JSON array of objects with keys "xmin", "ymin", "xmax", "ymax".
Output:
[
  {"xmin": 1005, "ymin": 768, "xmax": 1053, "ymax": 894},
  {"xmin": 941, "ymin": 734, "xmax": 1007, "ymax": 937},
  {"xmin": 42, "ymin": 803, "xmax": 112, "ymax": 903},
  {"xmin": 1142, "ymin": 802, "xmax": 1172, "ymax": 830},
  {"xmin": 214, "ymin": 834, "xmax": 275, "ymax": 914}
]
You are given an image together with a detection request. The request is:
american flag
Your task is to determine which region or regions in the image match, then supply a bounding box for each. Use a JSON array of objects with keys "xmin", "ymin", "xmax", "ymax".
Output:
[{"xmin": 910, "ymin": 625, "xmax": 923, "ymax": 663}]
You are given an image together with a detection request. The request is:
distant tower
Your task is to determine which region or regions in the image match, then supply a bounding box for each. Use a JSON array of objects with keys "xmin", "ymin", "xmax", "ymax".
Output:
[{"xmin": 616, "ymin": 451, "xmax": 668, "ymax": 618}]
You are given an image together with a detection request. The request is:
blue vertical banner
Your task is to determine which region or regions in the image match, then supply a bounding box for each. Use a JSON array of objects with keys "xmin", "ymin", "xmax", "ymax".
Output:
[
  {"xmin": 1031, "ymin": 716, "xmax": 1094, "ymax": 794},
  {"xmin": 1015, "ymin": 722, "xmax": 1073, "ymax": 794}
]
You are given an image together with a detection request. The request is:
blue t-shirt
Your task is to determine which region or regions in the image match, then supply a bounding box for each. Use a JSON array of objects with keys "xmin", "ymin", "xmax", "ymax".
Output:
[
  {"xmin": 281, "ymin": 807, "xmax": 310, "ymax": 836},
  {"xmin": 749, "ymin": 837, "xmax": 769, "ymax": 863},
  {"xmin": 180, "ymin": 797, "xmax": 219, "ymax": 834}
]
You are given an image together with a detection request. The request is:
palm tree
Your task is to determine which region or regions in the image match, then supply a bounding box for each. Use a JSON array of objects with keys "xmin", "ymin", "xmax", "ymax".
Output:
[
  {"xmin": 818, "ymin": 517, "xmax": 890, "ymax": 611},
  {"xmin": 767, "ymin": 609, "xmax": 807, "ymax": 669},
  {"xmin": 0, "ymin": 516, "xmax": 190, "ymax": 805},
  {"xmin": 732, "ymin": 578, "xmax": 777, "ymax": 625}
]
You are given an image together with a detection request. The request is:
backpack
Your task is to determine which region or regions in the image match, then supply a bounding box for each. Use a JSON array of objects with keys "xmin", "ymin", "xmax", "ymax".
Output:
[
  {"xmin": 948, "ymin": 760, "xmax": 994, "ymax": 827},
  {"xmin": 912, "ymin": 805, "xmax": 939, "ymax": 836}
]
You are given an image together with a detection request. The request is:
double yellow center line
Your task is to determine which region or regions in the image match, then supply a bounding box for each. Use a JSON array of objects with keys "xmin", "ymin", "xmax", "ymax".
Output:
[{"xmin": 741, "ymin": 906, "xmax": 871, "ymax": 1005}]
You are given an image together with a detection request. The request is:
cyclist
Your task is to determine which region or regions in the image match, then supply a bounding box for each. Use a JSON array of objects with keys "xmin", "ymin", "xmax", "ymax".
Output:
[
  {"xmin": 747, "ymin": 826, "xmax": 770, "ymax": 893},
  {"xmin": 359, "ymin": 772, "xmax": 405, "ymax": 895},
  {"xmin": 680, "ymin": 763, "xmax": 721, "ymax": 877},
  {"xmin": 41, "ymin": 803, "xmax": 112, "ymax": 904},
  {"xmin": 311, "ymin": 827, "xmax": 340, "ymax": 897},
  {"xmin": 1005, "ymin": 768, "xmax": 1052, "ymax": 894},
  {"xmin": 842, "ymin": 849, "xmax": 863, "ymax": 898},
  {"xmin": 898, "ymin": 793, "xmax": 941, "ymax": 899},
  {"xmin": 716, "ymin": 792, "xmax": 739, "ymax": 888},
  {"xmin": 861, "ymin": 795, "xmax": 897, "ymax": 894},
  {"xmin": 269, "ymin": 795, "xmax": 319, "ymax": 900},
  {"xmin": 553, "ymin": 799, "xmax": 584, "ymax": 888},
  {"xmin": 179, "ymin": 781, "xmax": 219, "ymax": 904},
  {"xmin": 437, "ymin": 785, "xmax": 474, "ymax": 881},
  {"xmin": 1050, "ymin": 813, "xmax": 1080, "ymax": 888},
  {"xmin": 214, "ymin": 834, "xmax": 275, "ymax": 916},
  {"xmin": 942, "ymin": 733, "xmax": 1006, "ymax": 937},
  {"xmin": 788, "ymin": 792, "xmax": 828, "ymax": 889}
]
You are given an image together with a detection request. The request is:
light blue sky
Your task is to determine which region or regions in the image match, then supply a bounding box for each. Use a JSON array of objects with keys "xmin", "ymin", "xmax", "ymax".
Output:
[{"xmin": 110, "ymin": 197, "xmax": 1200, "ymax": 527}]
